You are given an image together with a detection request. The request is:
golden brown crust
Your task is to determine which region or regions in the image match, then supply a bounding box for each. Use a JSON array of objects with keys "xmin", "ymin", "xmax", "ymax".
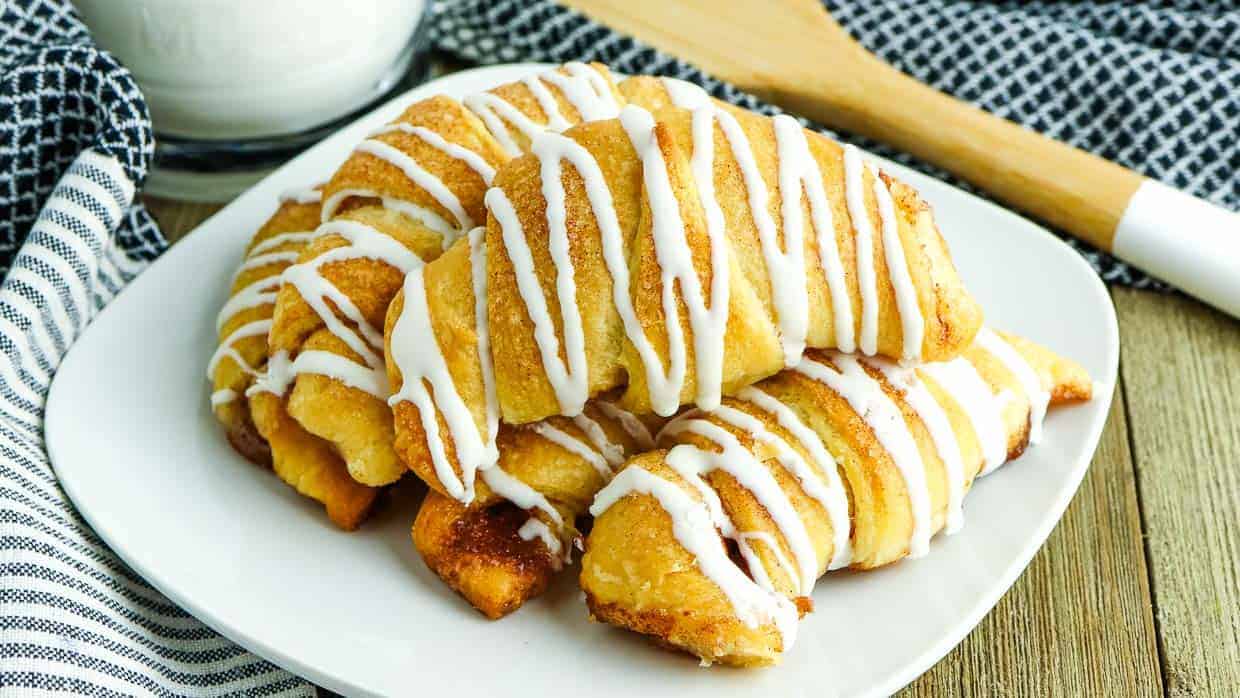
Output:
[
  {"xmin": 413, "ymin": 491, "xmax": 557, "ymax": 619},
  {"xmin": 224, "ymin": 409, "xmax": 271, "ymax": 468},
  {"xmin": 282, "ymin": 63, "xmax": 627, "ymax": 491},
  {"xmin": 409, "ymin": 401, "xmax": 663, "ymax": 618},
  {"xmin": 214, "ymin": 64, "xmax": 631, "ymax": 532},
  {"xmin": 212, "ymin": 195, "xmax": 320, "ymax": 465},
  {"xmin": 481, "ymin": 63, "xmax": 626, "ymax": 154},
  {"xmin": 581, "ymin": 331, "xmax": 1092, "ymax": 665},
  {"xmin": 325, "ymin": 95, "xmax": 505, "ymax": 230},
  {"xmin": 250, "ymin": 391, "xmax": 380, "ymax": 531},
  {"xmin": 581, "ymin": 452, "xmax": 787, "ymax": 667},
  {"xmin": 392, "ymin": 89, "xmax": 984, "ymax": 515},
  {"xmin": 211, "ymin": 191, "xmax": 383, "ymax": 530}
]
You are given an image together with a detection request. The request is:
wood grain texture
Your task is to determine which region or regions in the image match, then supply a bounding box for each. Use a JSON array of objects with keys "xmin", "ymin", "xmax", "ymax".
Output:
[
  {"xmin": 901, "ymin": 384, "xmax": 1161, "ymax": 696},
  {"xmin": 561, "ymin": 0, "xmax": 1146, "ymax": 251},
  {"xmin": 1116, "ymin": 288, "xmax": 1240, "ymax": 697},
  {"xmin": 143, "ymin": 196, "xmax": 223, "ymax": 243}
]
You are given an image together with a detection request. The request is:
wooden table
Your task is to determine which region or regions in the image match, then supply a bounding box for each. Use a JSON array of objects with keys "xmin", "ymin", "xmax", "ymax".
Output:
[{"xmin": 147, "ymin": 177, "xmax": 1240, "ymax": 696}]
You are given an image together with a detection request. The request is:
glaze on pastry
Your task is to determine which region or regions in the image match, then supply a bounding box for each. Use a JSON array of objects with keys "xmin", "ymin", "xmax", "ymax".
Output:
[
  {"xmin": 581, "ymin": 330, "xmax": 1091, "ymax": 666},
  {"xmin": 208, "ymin": 63, "xmax": 625, "ymax": 526},
  {"xmin": 384, "ymin": 76, "xmax": 983, "ymax": 521}
]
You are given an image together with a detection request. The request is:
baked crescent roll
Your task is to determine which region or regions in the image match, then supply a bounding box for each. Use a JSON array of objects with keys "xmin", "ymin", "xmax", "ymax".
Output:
[
  {"xmin": 386, "ymin": 77, "xmax": 982, "ymax": 516},
  {"xmin": 208, "ymin": 63, "xmax": 626, "ymax": 526},
  {"xmin": 207, "ymin": 189, "xmax": 379, "ymax": 529},
  {"xmin": 581, "ymin": 329, "xmax": 1092, "ymax": 666},
  {"xmin": 413, "ymin": 398, "xmax": 661, "ymax": 618}
]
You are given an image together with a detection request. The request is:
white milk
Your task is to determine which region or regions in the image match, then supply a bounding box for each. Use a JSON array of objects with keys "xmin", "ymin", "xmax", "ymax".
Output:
[{"xmin": 76, "ymin": 0, "xmax": 427, "ymax": 140}]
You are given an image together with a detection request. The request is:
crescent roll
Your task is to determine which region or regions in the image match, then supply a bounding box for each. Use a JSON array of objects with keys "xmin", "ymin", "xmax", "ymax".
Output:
[
  {"xmin": 582, "ymin": 329, "xmax": 1092, "ymax": 665},
  {"xmin": 208, "ymin": 63, "xmax": 626, "ymax": 526},
  {"xmin": 386, "ymin": 77, "xmax": 983, "ymax": 519}
]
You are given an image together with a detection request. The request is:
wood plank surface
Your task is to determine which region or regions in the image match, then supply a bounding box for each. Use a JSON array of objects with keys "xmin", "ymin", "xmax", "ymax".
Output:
[
  {"xmin": 143, "ymin": 196, "xmax": 222, "ymax": 244},
  {"xmin": 1115, "ymin": 288, "xmax": 1240, "ymax": 697},
  {"xmin": 902, "ymin": 378, "xmax": 1161, "ymax": 696}
]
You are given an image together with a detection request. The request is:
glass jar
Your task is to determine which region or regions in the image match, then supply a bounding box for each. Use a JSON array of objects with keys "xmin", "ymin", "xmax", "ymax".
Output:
[{"xmin": 76, "ymin": 0, "xmax": 432, "ymax": 200}]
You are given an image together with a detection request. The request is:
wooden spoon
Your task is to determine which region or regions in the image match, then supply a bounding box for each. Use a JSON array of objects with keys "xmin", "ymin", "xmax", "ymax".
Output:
[{"xmin": 563, "ymin": 0, "xmax": 1240, "ymax": 317}]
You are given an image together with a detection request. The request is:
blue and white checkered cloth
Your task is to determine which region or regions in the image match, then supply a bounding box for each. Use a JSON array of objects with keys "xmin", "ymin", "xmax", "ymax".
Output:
[
  {"xmin": 0, "ymin": 0, "xmax": 310, "ymax": 695},
  {"xmin": 2, "ymin": 0, "xmax": 1237, "ymax": 694}
]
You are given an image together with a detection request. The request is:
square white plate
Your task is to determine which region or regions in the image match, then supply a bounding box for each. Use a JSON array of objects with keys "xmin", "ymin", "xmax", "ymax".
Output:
[{"xmin": 46, "ymin": 64, "xmax": 1118, "ymax": 698}]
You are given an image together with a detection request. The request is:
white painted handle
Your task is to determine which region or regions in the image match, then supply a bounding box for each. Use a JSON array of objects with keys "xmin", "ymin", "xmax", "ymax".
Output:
[{"xmin": 1113, "ymin": 179, "xmax": 1240, "ymax": 318}]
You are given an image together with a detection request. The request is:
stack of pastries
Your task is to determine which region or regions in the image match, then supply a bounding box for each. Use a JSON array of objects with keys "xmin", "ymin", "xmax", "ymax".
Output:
[{"xmin": 208, "ymin": 63, "xmax": 1093, "ymax": 664}]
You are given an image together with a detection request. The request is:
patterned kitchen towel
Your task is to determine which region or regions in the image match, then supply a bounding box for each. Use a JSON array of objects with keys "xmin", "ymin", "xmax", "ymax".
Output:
[
  {"xmin": 430, "ymin": 0, "xmax": 1240, "ymax": 290},
  {"xmin": 0, "ymin": 0, "xmax": 311, "ymax": 695}
]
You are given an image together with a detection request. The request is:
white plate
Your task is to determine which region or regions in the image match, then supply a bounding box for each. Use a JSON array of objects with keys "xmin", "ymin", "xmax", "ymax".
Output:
[{"xmin": 47, "ymin": 64, "xmax": 1119, "ymax": 698}]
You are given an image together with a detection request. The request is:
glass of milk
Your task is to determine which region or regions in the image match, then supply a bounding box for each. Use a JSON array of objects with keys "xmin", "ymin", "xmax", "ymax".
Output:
[{"xmin": 75, "ymin": 0, "xmax": 431, "ymax": 200}]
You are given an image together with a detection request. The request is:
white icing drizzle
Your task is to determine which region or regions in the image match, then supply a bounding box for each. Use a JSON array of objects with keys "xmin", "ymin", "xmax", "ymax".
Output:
[
  {"xmin": 867, "ymin": 358, "xmax": 967, "ymax": 535},
  {"xmin": 733, "ymin": 386, "xmax": 852, "ymax": 569},
  {"xmin": 248, "ymin": 231, "xmax": 315, "ymax": 257},
  {"xmin": 207, "ymin": 319, "xmax": 271, "ymax": 377},
  {"xmin": 737, "ymin": 530, "xmax": 801, "ymax": 595},
  {"xmin": 470, "ymin": 227, "xmax": 501, "ymax": 459},
  {"xmin": 282, "ymin": 221, "xmax": 418, "ymax": 362},
  {"xmin": 595, "ymin": 401, "xmax": 655, "ymax": 450},
  {"xmin": 247, "ymin": 349, "xmax": 292, "ymax": 397},
  {"xmin": 464, "ymin": 92, "xmax": 547, "ymax": 156},
  {"xmin": 772, "ymin": 114, "xmax": 856, "ymax": 354},
  {"xmin": 697, "ymin": 402, "xmax": 841, "ymax": 580},
  {"xmin": 660, "ymin": 77, "xmax": 712, "ymax": 109},
  {"xmin": 677, "ymin": 105, "xmax": 731, "ymax": 407},
  {"xmin": 465, "ymin": 63, "xmax": 619, "ymax": 157},
  {"xmin": 975, "ymin": 328, "xmax": 1050, "ymax": 444},
  {"xmin": 531, "ymin": 421, "xmax": 611, "ymax": 478},
  {"xmin": 481, "ymin": 466, "xmax": 564, "ymax": 527},
  {"xmin": 217, "ymin": 210, "xmax": 313, "ymax": 362},
  {"xmin": 705, "ymin": 107, "xmax": 804, "ymax": 365},
  {"xmin": 481, "ymin": 465, "xmax": 572, "ymax": 568},
  {"xmin": 795, "ymin": 352, "xmax": 933, "ymax": 557},
  {"xmin": 370, "ymin": 122, "xmax": 497, "ymax": 183},
  {"xmin": 921, "ymin": 357, "xmax": 1008, "ymax": 476},
  {"xmin": 210, "ymin": 388, "xmax": 238, "ymax": 408},
  {"xmin": 617, "ymin": 105, "xmax": 729, "ymax": 413},
  {"xmin": 231, "ymin": 251, "xmax": 299, "ymax": 280},
  {"xmin": 354, "ymin": 139, "xmax": 474, "ymax": 232},
  {"xmin": 279, "ymin": 187, "xmax": 322, "ymax": 204},
  {"xmin": 487, "ymin": 185, "xmax": 589, "ymax": 415},
  {"xmin": 321, "ymin": 117, "xmax": 497, "ymax": 246},
  {"xmin": 489, "ymin": 107, "xmax": 728, "ymax": 416},
  {"xmin": 871, "ymin": 166, "xmax": 923, "ymax": 363},
  {"xmin": 591, "ymin": 465, "xmax": 798, "ymax": 646},
  {"xmin": 486, "ymin": 104, "xmax": 735, "ymax": 417},
  {"xmin": 215, "ymin": 276, "xmax": 279, "ymax": 331},
  {"xmin": 842, "ymin": 145, "xmax": 880, "ymax": 356},
  {"xmin": 660, "ymin": 418, "xmax": 819, "ymax": 596},
  {"xmin": 518, "ymin": 518, "xmax": 567, "ymax": 567},
  {"xmin": 521, "ymin": 74, "xmax": 573, "ymax": 132},
  {"xmin": 665, "ymin": 78, "xmax": 915, "ymax": 364},
  {"xmin": 664, "ymin": 84, "xmax": 810, "ymax": 370},
  {"xmin": 387, "ymin": 228, "xmax": 496, "ymax": 502},
  {"xmin": 319, "ymin": 187, "xmax": 456, "ymax": 241},
  {"xmin": 539, "ymin": 62, "xmax": 621, "ymax": 122},
  {"xmin": 483, "ymin": 83, "xmax": 929, "ymax": 427},
  {"xmin": 665, "ymin": 79, "xmax": 864, "ymax": 366},
  {"xmin": 256, "ymin": 348, "xmax": 390, "ymax": 399},
  {"xmin": 242, "ymin": 219, "xmax": 420, "ymax": 405},
  {"xmin": 571, "ymin": 412, "xmax": 626, "ymax": 468}
]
